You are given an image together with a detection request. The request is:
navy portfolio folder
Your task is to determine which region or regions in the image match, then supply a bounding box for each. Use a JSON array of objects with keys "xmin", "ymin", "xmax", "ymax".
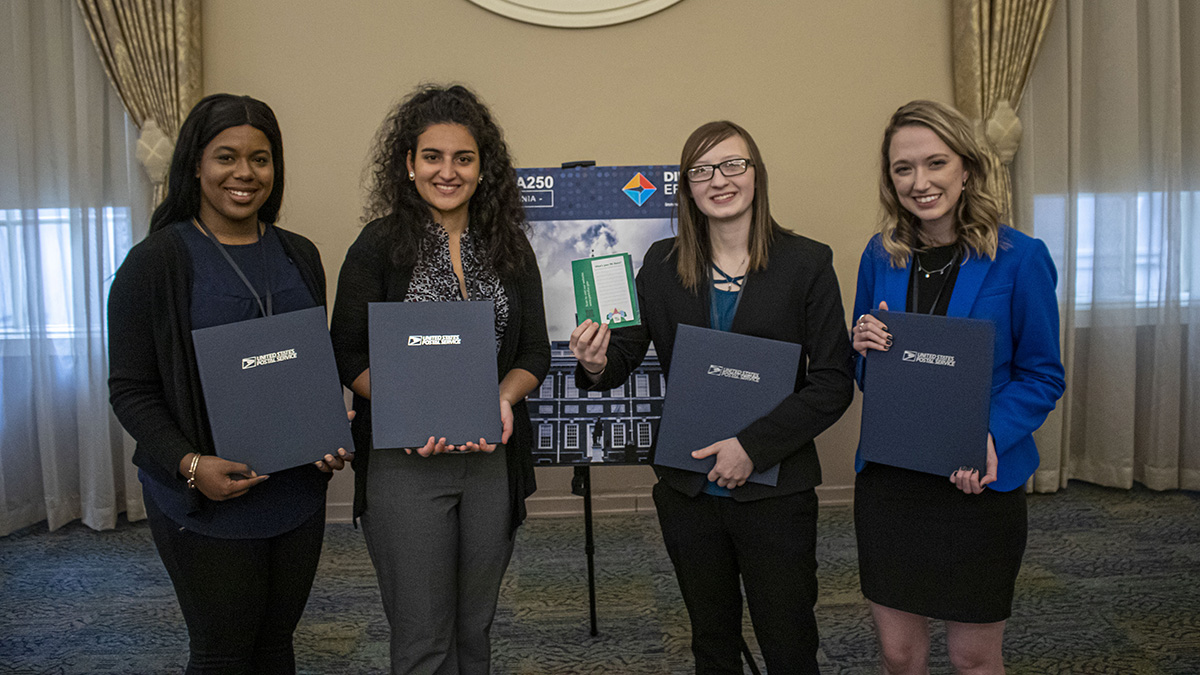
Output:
[
  {"xmin": 191, "ymin": 305, "xmax": 352, "ymax": 475},
  {"xmin": 858, "ymin": 310, "xmax": 995, "ymax": 477},
  {"xmin": 368, "ymin": 301, "xmax": 501, "ymax": 449},
  {"xmin": 654, "ymin": 324, "xmax": 801, "ymax": 486}
]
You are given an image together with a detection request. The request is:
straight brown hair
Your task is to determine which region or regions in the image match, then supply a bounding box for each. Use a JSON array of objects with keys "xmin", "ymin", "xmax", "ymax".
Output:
[{"xmin": 673, "ymin": 121, "xmax": 783, "ymax": 292}]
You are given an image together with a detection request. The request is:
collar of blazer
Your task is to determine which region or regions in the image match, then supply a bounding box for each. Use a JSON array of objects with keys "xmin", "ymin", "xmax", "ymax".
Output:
[{"xmin": 883, "ymin": 250, "xmax": 994, "ymax": 317}]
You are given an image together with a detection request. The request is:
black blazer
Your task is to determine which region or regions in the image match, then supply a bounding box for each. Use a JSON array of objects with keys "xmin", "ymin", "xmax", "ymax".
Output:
[
  {"xmin": 108, "ymin": 223, "xmax": 326, "ymax": 511},
  {"xmin": 577, "ymin": 232, "xmax": 855, "ymax": 501},
  {"xmin": 330, "ymin": 216, "xmax": 551, "ymax": 531}
]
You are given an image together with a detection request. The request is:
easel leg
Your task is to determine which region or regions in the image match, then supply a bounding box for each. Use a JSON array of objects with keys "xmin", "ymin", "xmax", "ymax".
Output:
[{"xmin": 572, "ymin": 465, "xmax": 599, "ymax": 636}]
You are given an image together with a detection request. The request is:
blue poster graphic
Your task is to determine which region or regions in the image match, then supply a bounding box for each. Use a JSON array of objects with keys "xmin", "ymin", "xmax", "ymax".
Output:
[{"xmin": 518, "ymin": 165, "xmax": 679, "ymax": 466}]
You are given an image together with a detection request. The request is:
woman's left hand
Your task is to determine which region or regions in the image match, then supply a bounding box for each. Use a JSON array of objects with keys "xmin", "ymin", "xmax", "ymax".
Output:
[
  {"xmin": 950, "ymin": 433, "xmax": 998, "ymax": 494},
  {"xmin": 692, "ymin": 437, "xmax": 754, "ymax": 489},
  {"xmin": 458, "ymin": 399, "xmax": 513, "ymax": 453},
  {"xmin": 315, "ymin": 410, "xmax": 357, "ymax": 472}
]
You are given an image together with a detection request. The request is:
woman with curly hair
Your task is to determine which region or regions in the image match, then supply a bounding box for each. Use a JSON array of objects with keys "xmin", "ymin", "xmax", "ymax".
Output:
[
  {"xmin": 851, "ymin": 100, "xmax": 1064, "ymax": 674},
  {"xmin": 330, "ymin": 84, "xmax": 549, "ymax": 674}
]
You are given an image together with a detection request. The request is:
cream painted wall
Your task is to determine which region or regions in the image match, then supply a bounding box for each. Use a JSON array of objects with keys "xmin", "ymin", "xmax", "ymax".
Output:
[{"xmin": 202, "ymin": 0, "xmax": 954, "ymax": 520}]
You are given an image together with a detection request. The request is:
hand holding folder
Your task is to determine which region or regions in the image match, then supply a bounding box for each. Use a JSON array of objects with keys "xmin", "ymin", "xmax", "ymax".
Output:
[{"xmin": 691, "ymin": 437, "xmax": 756, "ymax": 489}]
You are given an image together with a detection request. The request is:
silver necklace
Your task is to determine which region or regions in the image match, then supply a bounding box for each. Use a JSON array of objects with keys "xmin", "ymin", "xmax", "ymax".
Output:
[{"xmin": 916, "ymin": 252, "xmax": 955, "ymax": 278}]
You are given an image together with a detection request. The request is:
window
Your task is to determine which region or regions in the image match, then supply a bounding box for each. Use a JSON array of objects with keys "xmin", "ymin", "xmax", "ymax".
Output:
[
  {"xmin": 564, "ymin": 423, "xmax": 579, "ymax": 449},
  {"xmin": 611, "ymin": 422, "xmax": 626, "ymax": 448},
  {"xmin": 637, "ymin": 422, "xmax": 652, "ymax": 448},
  {"xmin": 634, "ymin": 374, "xmax": 650, "ymax": 397},
  {"xmin": 0, "ymin": 207, "xmax": 133, "ymax": 338},
  {"xmin": 1034, "ymin": 192, "xmax": 1196, "ymax": 319},
  {"xmin": 539, "ymin": 376, "xmax": 555, "ymax": 399},
  {"xmin": 538, "ymin": 424, "xmax": 553, "ymax": 449}
]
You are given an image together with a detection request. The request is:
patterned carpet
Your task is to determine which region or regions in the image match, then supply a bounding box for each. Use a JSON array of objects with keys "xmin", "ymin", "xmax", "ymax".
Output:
[{"xmin": 1, "ymin": 481, "xmax": 1198, "ymax": 674}]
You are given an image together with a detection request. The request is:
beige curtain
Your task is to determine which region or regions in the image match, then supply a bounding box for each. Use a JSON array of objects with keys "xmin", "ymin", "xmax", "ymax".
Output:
[
  {"xmin": 2, "ymin": 0, "xmax": 152, "ymax": 535},
  {"xmin": 1013, "ymin": 0, "xmax": 1200, "ymax": 493},
  {"xmin": 953, "ymin": 0, "xmax": 1057, "ymax": 225},
  {"xmin": 75, "ymin": 0, "xmax": 201, "ymax": 201}
]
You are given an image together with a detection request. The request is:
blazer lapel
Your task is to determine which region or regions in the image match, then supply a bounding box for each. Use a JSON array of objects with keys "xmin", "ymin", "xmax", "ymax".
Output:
[
  {"xmin": 947, "ymin": 252, "xmax": 993, "ymax": 318},
  {"xmin": 884, "ymin": 260, "xmax": 909, "ymax": 313}
]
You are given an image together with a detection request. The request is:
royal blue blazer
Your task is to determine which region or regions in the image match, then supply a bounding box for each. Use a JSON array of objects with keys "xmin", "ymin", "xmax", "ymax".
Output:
[{"xmin": 852, "ymin": 226, "xmax": 1066, "ymax": 492}]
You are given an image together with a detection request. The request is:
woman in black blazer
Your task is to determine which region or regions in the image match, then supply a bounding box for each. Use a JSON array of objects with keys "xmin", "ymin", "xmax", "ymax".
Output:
[{"xmin": 570, "ymin": 121, "xmax": 855, "ymax": 674}]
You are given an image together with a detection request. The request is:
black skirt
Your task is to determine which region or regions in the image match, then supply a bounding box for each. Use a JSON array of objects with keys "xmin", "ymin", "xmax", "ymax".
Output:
[{"xmin": 854, "ymin": 462, "xmax": 1028, "ymax": 623}]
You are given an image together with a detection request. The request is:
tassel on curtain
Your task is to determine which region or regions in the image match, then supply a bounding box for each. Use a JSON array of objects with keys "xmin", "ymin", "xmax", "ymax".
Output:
[
  {"xmin": 75, "ymin": 0, "xmax": 201, "ymax": 204},
  {"xmin": 952, "ymin": 0, "xmax": 1056, "ymax": 228}
]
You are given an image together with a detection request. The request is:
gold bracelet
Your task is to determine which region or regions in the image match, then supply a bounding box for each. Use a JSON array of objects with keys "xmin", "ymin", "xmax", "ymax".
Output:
[{"xmin": 186, "ymin": 453, "xmax": 201, "ymax": 489}]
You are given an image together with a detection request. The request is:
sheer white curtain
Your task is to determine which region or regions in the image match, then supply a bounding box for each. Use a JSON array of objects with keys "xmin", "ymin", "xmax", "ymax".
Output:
[
  {"xmin": 1, "ymin": 0, "xmax": 151, "ymax": 535},
  {"xmin": 1014, "ymin": 0, "xmax": 1200, "ymax": 492}
]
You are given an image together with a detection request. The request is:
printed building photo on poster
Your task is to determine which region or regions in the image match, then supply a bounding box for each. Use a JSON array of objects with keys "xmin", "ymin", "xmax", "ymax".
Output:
[{"xmin": 519, "ymin": 165, "xmax": 678, "ymax": 466}]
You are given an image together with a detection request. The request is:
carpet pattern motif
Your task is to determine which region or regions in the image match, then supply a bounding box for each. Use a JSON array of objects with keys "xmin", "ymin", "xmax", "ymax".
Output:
[{"xmin": 1, "ymin": 481, "xmax": 1197, "ymax": 673}]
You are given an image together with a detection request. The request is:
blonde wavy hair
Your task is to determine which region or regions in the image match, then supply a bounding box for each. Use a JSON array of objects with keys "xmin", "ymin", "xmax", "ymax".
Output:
[{"xmin": 877, "ymin": 100, "xmax": 1003, "ymax": 268}]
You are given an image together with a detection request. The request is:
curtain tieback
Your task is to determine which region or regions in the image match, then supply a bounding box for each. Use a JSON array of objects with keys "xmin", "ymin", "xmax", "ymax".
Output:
[
  {"xmin": 984, "ymin": 100, "xmax": 1023, "ymax": 165},
  {"xmin": 135, "ymin": 119, "xmax": 174, "ymax": 185}
]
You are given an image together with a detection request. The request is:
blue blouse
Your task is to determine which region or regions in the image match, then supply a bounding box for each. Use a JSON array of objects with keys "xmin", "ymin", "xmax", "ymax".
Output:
[{"xmin": 701, "ymin": 285, "xmax": 741, "ymax": 498}]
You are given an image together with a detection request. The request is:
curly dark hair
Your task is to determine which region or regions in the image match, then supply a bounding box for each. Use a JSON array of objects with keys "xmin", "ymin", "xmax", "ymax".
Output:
[{"xmin": 363, "ymin": 84, "xmax": 528, "ymax": 279}]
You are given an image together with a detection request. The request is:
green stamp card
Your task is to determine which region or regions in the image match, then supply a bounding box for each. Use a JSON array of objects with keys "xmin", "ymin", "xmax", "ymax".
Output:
[{"xmin": 571, "ymin": 253, "xmax": 640, "ymax": 327}]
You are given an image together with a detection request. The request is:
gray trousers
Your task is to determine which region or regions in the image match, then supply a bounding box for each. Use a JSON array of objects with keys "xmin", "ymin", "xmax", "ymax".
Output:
[{"xmin": 362, "ymin": 446, "xmax": 513, "ymax": 675}]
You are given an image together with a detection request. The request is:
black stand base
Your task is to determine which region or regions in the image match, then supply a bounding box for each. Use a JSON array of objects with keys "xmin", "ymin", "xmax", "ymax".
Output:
[{"xmin": 570, "ymin": 465, "xmax": 598, "ymax": 636}]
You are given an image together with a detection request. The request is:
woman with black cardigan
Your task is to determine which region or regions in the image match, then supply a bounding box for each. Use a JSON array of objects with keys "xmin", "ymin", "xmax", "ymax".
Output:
[
  {"xmin": 107, "ymin": 94, "xmax": 351, "ymax": 673},
  {"xmin": 570, "ymin": 121, "xmax": 855, "ymax": 674},
  {"xmin": 330, "ymin": 84, "xmax": 550, "ymax": 675}
]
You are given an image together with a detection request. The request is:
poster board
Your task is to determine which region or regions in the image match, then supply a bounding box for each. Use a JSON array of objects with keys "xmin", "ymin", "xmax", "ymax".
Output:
[{"xmin": 520, "ymin": 165, "xmax": 679, "ymax": 465}]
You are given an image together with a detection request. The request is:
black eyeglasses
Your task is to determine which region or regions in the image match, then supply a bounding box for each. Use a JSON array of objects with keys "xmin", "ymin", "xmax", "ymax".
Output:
[{"xmin": 686, "ymin": 158, "xmax": 753, "ymax": 182}]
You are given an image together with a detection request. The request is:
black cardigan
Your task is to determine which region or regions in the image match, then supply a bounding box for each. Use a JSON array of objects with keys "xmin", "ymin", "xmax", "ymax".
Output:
[
  {"xmin": 329, "ymin": 216, "xmax": 551, "ymax": 532},
  {"xmin": 577, "ymin": 233, "xmax": 855, "ymax": 501},
  {"xmin": 107, "ymin": 223, "xmax": 327, "ymax": 510}
]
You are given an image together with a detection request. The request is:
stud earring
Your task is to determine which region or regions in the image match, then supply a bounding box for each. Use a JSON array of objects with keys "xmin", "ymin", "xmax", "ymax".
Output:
[
  {"xmin": 478, "ymin": 176, "xmax": 484, "ymax": 184},
  {"xmin": 409, "ymin": 171, "xmax": 415, "ymax": 181}
]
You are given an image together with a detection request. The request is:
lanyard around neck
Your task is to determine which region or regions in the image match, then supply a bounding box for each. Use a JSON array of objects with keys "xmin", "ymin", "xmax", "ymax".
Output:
[{"xmin": 193, "ymin": 217, "xmax": 273, "ymax": 317}]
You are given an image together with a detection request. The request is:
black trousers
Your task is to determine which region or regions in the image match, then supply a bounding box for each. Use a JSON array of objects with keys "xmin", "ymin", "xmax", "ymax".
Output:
[
  {"xmin": 144, "ymin": 494, "xmax": 325, "ymax": 675},
  {"xmin": 653, "ymin": 481, "xmax": 820, "ymax": 675}
]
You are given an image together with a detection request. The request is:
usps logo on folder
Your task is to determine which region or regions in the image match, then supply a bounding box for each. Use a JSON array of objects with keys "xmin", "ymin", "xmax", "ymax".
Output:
[
  {"xmin": 858, "ymin": 310, "xmax": 994, "ymax": 477},
  {"xmin": 369, "ymin": 301, "xmax": 501, "ymax": 449},
  {"xmin": 654, "ymin": 325, "xmax": 801, "ymax": 486}
]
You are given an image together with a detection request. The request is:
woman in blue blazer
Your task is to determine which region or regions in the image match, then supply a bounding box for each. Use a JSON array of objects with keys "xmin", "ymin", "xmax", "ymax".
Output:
[{"xmin": 851, "ymin": 100, "xmax": 1064, "ymax": 674}]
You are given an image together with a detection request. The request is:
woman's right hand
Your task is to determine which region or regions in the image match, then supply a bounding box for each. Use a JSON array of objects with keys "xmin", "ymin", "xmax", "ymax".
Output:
[
  {"xmin": 181, "ymin": 454, "xmax": 269, "ymax": 501},
  {"xmin": 569, "ymin": 319, "xmax": 610, "ymax": 380},
  {"xmin": 852, "ymin": 301, "xmax": 893, "ymax": 358}
]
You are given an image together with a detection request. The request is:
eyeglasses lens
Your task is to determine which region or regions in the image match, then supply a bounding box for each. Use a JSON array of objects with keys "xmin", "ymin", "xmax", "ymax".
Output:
[{"xmin": 719, "ymin": 160, "xmax": 748, "ymax": 177}]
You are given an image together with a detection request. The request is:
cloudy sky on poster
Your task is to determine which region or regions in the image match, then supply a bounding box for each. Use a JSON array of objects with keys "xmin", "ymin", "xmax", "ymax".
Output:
[{"xmin": 528, "ymin": 218, "xmax": 675, "ymax": 340}]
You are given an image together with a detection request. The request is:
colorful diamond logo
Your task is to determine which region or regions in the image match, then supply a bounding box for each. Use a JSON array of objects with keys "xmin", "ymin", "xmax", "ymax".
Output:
[{"xmin": 621, "ymin": 173, "xmax": 657, "ymax": 206}]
